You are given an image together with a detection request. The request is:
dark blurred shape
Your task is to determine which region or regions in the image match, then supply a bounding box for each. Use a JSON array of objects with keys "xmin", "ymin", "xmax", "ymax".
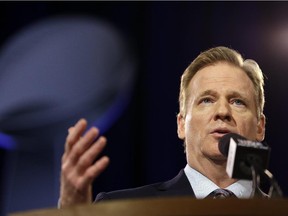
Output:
[
  {"xmin": 0, "ymin": 15, "xmax": 135, "ymax": 214},
  {"xmin": 0, "ymin": 133, "xmax": 16, "ymax": 150}
]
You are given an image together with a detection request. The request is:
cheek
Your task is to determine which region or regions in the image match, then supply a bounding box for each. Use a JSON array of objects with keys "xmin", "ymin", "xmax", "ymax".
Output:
[
  {"xmin": 184, "ymin": 115, "xmax": 195, "ymax": 134},
  {"xmin": 185, "ymin": 112, "xmax": 207, "ymax": 131},
  {"xmin": 237, "ymin": 117, "xmax": 258, "ymax": 138},
  {"xmin": 184, "ymin": 115, "xmax": 204, "ymax": 142}
]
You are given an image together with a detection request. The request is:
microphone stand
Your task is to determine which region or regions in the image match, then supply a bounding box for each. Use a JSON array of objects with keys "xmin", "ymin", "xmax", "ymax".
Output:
[{"xmin": 250, "ymin": 164, "xmax": 283, "ymax": 198}]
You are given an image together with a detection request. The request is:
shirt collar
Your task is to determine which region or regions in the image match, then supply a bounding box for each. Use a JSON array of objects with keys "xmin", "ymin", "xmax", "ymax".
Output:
[{"xmin": 184, "ymin": 164, "xmax": 253, "ymax": 199}]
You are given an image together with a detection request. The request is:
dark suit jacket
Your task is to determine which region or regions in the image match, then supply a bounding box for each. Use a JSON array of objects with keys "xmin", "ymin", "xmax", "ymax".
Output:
[{"xmin": 95, "ymin": 169, "xmax": 195, "ymax": 202}]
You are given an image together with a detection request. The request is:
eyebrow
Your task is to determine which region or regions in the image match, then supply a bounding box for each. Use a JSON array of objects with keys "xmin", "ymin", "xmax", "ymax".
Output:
[
  {"xmin": 198, "ymin": 90, "xmax": 217, "ymax": 97},
  {"xmin": 197, "ymin": 89, "xmax": 249, "ymax": 100}
]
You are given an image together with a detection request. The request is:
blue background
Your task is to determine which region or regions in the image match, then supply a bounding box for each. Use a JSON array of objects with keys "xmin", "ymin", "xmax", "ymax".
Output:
[{"xmin": 0, "ymin": 1, "xmax": 288, "ymax": 215}]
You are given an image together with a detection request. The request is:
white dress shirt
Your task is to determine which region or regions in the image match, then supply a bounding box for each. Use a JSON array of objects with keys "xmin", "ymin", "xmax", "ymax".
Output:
[{"xmin": 184, "ymin": 164, "xmax": 252, "ymax": 198}]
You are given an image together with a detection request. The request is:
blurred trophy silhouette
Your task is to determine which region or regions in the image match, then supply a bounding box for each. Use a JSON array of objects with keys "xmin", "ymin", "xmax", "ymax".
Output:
[{"xmin": 0, "ymin": 15, "xmax": 135, "ymax": 214}]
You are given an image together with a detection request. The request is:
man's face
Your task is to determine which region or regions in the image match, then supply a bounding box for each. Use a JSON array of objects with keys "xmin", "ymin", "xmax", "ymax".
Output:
[{"xmin": 177, "ymin": 62, "xmax": 265, "ymax": 167}]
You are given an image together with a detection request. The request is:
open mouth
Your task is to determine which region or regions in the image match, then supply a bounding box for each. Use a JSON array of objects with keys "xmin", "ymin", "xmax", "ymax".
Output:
[{"xmin": 211, "ymin": 129, "xmax": 231, "ymax": 138}]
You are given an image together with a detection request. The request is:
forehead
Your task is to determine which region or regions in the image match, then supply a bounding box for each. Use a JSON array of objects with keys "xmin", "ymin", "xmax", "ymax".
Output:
[{"xmin": 188, "ymin": 62, "xmax": 255, "ymax": 97}]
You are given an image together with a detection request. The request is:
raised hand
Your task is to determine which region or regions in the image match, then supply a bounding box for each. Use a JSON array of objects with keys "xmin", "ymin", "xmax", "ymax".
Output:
[{"xmin": 59, "ymin": 119, "xmax": 109, "ymax": 207}]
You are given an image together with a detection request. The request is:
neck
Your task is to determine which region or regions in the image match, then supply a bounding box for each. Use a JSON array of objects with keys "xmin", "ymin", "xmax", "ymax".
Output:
[{"xmin": 188, "ymin": 157, "xmax": 237, "ymax": 188}]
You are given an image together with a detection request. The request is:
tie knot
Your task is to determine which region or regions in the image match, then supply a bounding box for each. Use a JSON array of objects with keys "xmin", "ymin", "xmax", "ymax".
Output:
[{"xmin": 207, "ymin": 188, "xmax": 236, "ymax": 199}]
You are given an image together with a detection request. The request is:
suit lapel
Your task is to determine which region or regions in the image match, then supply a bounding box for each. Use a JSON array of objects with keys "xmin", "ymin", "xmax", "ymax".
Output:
[{"xmin": 156, "ymin": 169, "xmax": 195, "ymax": 197}]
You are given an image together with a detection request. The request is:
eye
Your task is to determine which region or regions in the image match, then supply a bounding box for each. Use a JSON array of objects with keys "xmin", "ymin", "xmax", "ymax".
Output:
[
  {"xmin": 200, "ymin": 97, "xmax": 214, "ymax": 104},
  {"xmin": 232, "ymin": 99, "xmax": 245, "ymax": 107}
]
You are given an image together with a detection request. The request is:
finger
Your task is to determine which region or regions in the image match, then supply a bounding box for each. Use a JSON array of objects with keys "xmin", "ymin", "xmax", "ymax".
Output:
[
  {"xmin": 65, "ymin": 119, "xmax": 87, "ymax": 153},
  {"xmin": 62, "ymin": 134, "xmax": 107, "ymax": 191},
  {"xmin": 77, "ymin": 136, "xmax": 107, "ymax": 172},
  {"xmin": 79, "ymin": 156, "xmax": 110, "ymax": 188},
  {"xmin": 68, "ymin": 127, "xmax": 74, "ymax": 133},
  {"xmin": 69, "ymin": 127, "xmax": 100, "ymax": 164}
]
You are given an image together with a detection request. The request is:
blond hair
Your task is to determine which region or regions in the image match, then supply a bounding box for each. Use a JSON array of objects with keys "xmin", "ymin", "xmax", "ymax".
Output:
[{"xmin": 179, "ymin": 46, "xmax": 265, "ymax": 119}]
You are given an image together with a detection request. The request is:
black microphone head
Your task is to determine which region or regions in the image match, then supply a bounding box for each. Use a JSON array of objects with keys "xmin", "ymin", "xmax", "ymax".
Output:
[{"xmin": 218, "ymin": 133, "xmax": 246, "ymax": 156}]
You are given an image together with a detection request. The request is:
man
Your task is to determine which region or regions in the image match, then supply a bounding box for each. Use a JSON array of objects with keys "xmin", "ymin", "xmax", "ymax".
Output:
[{"xmin": 59, "ymin": 46, "xmax": 266, "ymax": 207}]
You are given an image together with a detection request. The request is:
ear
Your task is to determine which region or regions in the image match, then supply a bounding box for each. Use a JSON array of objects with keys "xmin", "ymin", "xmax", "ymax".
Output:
[
  {"xmin": 256, "ymin": 114, "xmax": 266, "ymax": 141},
  {"xmin": 177, "ymin": 113, "xmax": 185, "ymax": 140}
]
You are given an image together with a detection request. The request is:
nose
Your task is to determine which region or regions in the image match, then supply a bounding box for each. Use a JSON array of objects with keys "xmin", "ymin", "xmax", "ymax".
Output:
[{"xmin": 213, "ymin": 99, "xmax": 232, "ymax": 122}]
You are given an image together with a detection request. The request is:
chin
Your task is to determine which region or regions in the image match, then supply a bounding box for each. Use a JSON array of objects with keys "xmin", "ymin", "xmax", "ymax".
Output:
[
  {"xmin": 206, "ymin": 152, "xmax": 227, "ymax": 162},
  {"xmin": 214, "ymin": 155, "xmax": 227, "ymax": 161}
]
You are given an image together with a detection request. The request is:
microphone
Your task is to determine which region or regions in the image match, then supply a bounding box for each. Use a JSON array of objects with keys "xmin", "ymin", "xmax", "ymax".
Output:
[
  {"xmin": 219, "ymin": 133, "xmax": 283, "ymax": 198},
  {"xmin": 218, "ymin": 133, "xmax": 270, "ymax": 180}
]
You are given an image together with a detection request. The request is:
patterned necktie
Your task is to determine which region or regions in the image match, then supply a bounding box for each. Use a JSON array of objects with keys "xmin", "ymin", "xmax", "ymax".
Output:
[{"xmin": 206, "ymin": 188, "xmax": 236, "ymax": 199}]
